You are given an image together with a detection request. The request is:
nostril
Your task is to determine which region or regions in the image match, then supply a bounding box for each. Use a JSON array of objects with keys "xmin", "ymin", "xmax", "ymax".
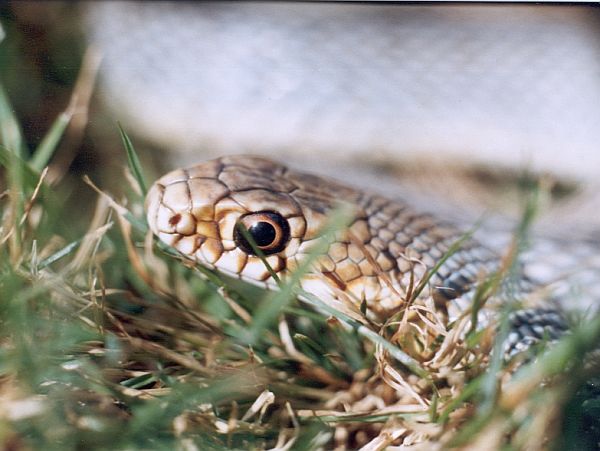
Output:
[{"xmin": 170, "ymin": 212, "xmax": 196, "ymax": 235}]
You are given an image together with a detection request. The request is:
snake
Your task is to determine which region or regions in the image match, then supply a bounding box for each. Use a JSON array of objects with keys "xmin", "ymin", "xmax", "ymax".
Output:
[{"xmin": 145, "ymin": 155, "xmax": 568, "ymax": 352}]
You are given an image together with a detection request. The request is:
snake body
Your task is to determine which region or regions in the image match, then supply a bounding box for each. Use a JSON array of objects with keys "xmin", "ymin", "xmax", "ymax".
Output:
[{"xmin": 145, "ymin": 155, "xmax": 565, "ymax": 338}]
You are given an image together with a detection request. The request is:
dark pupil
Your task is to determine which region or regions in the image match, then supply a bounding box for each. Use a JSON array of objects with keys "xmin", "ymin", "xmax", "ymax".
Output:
[{"xmin": 248, "ymin": 221, "xmax": 276, "ymax": 247}]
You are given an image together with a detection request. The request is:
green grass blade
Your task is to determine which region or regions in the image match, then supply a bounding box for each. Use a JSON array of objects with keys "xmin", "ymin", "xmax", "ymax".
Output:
[
  {"xmin": 37, "ymin": 239, "xmax": 82, "ymax": 270},
  {"xmin": 0, "ymin": 82, "xmax": 26, "ymax": 259},
  {"xmin": 118, "ymin": 123, "xmax": 147, "ymax": 195},
  {"xmin": 29, "ymin": 110, "xmax": 72, "ymax": 171},
  {"xmin": 0, "ymin": 145, "xmax": 41, "ymax": 187},
  {"xmin": 0, "ymin": 82, "xmax": 24, "ymax": 157}
]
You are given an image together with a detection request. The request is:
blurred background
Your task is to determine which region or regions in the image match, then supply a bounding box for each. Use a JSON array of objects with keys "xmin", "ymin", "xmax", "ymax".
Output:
[
  {"xmin": 1, "ymin": 2, "xmax": 599, "ymax": 245},
  {"xmin": 85, "ymin": 3, "xmax": 600, "ymax": 181}
]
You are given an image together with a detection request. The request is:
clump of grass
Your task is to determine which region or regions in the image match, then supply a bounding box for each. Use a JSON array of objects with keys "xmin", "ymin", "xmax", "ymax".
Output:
[{"xmin": 1, "ymin": 55, "xmax": 600, "ymax": 451}]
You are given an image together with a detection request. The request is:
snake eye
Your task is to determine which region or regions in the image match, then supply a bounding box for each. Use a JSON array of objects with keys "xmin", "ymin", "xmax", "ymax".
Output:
[{"xmin": 234, "ymin": 211, "xmax": 290, "ymax": 255}]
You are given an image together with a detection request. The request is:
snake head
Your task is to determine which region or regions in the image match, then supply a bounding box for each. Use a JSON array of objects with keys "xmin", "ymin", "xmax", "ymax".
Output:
[
  {"xmin": 145, "ymin": 155, "xmax": 362, "ymax": 293},
  {"xmin": 146, "ymin": 155, "xmax": 479, "ymax": 319}
]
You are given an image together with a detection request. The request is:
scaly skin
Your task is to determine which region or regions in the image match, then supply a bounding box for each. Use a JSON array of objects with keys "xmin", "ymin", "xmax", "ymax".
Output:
[{"xmin": 145, "ymin": 155, "xmax": 568, "ymax": 347}]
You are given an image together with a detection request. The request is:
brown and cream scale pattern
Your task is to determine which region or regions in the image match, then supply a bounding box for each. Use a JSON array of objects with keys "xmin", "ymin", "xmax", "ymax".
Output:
[{"xmin": 145, "ymin": 155, "xmax": 502, "ymax": 320}]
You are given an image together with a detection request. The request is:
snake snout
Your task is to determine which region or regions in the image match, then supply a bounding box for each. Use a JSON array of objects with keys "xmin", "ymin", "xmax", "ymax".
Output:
[
  {"xmin": 145, "ymin": 163, "xmax": 244, "ymax": 266},
  {"xmin": 145, "ymin": 178, "xmax": 189, "ymax": 234}
]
